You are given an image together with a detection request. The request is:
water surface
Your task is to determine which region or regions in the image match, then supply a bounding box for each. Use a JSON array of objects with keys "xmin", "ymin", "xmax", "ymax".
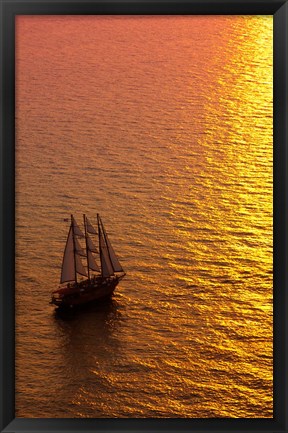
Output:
[{"xmin": 15, "ymin": 15, "xmax": 273, "ymax": 418}]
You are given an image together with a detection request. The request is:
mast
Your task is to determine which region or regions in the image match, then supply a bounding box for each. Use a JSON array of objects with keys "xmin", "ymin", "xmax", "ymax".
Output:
[
  {"xmin": 97, "ymin": 214, "xmax": 102, "ymax": 277},
  {"xmin": 83, "ymin": 214, "xmax": 90, "ymax": 280},
  {"xmin": 71, "ymin": 214, "xmax": 77, "ymax": 284}
]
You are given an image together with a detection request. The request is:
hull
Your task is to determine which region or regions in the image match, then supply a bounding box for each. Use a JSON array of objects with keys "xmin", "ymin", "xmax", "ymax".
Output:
[{"xmin": 51, "ymin": 275, "xmax": 123, "ymax": 308}]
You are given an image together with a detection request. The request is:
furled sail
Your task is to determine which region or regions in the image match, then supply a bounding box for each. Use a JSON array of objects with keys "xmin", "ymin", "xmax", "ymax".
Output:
[
  {"xmin": 100, "ymin": 218, "xmax": 124, "ymax": 273},
  {"xmin": 99, "ymin": 226, "xmax": 114, "ymax": 277},
  {"xmin": 60, "ymin": 226, "xmax": 75, "ymax": 284},
  {"xmin": 86, "ymin": 217, "xmax": 97, "ymax": 234},
  {"xmin": 87, "ymin": 250, "xmax": 100, "ymax": 272}
]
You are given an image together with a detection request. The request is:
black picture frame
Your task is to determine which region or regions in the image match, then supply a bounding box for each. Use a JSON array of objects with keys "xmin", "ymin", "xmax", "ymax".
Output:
[{"xmin": 0, "ymin": 1, "xmax": 287, "ymax": 432}]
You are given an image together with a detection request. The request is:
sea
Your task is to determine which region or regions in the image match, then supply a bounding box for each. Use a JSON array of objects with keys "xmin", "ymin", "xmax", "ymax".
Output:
[{"xmin": 15, "ymin": 15, "xmax": 273, "ymax": 418}]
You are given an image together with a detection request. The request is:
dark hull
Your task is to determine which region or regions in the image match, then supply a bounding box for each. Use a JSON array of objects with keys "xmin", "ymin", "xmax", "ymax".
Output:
[{"xmin": 51, "ymin": 276, "xmax": 123, "ymax": 308}]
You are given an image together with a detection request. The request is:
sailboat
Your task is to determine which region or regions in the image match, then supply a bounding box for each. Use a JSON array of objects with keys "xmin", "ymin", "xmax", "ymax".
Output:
[{"xmin": 51, "ymin": 214, "xmax": 125, "ymax": 308}]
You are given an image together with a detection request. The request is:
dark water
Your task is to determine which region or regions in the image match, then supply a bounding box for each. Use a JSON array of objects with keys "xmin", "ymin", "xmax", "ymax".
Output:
[{"xmin": 15, "ymin": 15, "xmax": 273, "ymax": 417}]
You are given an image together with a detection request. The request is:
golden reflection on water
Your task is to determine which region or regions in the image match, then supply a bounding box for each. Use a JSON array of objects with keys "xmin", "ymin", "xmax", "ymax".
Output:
[{"xmin": 157, "ymin": 16, "xmax": 272, "ymax": 417}]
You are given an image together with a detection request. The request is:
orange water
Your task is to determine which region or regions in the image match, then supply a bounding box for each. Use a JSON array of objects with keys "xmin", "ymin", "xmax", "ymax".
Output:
[{"xmin": 15, "ymin": 15, "xmax": 273, "ymax": 418}]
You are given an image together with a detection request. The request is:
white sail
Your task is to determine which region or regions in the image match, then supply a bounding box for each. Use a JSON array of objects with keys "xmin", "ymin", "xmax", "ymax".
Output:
[
  {"xmin": 99, "ymin": 227, "xmax": 114, "ymax": 277},
  {"xmin": 87, "ymin": 234, "xmax": 97, "ymax": 253},
  {"xmin": 100, "ymin": 218, "xmax": 124, "ymax": 273},
  {"xmin": 60, "ymin": 226, "xmax": 75, "ymax": 284},
  {"xmin": 72, "ymin": 216, "xmax": 85, "ymax": 237},
  {"xmin": 86, "ymin": 217, "xmax": 97, "ymax": 234},
  {"xmin": 75, "ymin": 236, "xmax": 86, "ymax": 257},
  {"xmin": 88, "ymin": 250, "xmax": 100, "ymax": 272}
]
